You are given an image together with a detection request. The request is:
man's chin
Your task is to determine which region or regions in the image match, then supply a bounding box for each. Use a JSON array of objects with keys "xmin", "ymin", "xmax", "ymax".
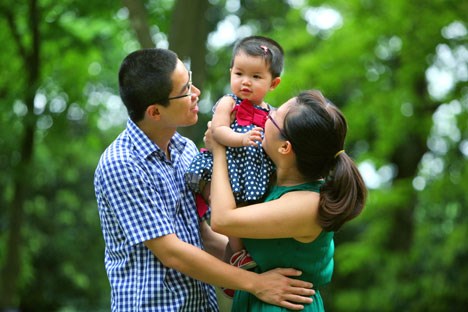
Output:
[{"xmin": 180, "ymin": 116, "xmax": 198, "ymax": 128}]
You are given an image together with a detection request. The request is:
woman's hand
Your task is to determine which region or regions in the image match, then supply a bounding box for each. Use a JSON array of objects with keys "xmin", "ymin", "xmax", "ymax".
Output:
[{"xmin": 203, "ymin": 121, "xmax": 224, "ymax": 153}]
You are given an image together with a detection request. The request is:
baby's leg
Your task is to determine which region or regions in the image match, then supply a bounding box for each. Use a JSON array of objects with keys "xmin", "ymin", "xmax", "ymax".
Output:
[
  {"xmin": 225, "ymin": 203, "xmax": 256, "ymax": 270},
  {"xmin": 227, "ymin": 236, "xmax": 244, "ymax": 255},
  {"xmin": 225, "ymin": 201, "xmax": 246, "ymax": 255},
  {"xmin": 195, "ymin": 182, "xmax": 211, "ymax": 218},
  {"xmin": 220, "ymin": 204, "xmax": 256, "ymax": 298},
  {"xmin": 201, "ymin": 181, "xmax": 211, "ymax": 204}
]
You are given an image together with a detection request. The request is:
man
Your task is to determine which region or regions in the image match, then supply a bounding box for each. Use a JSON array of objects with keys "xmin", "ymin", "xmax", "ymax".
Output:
[{"xmin": 94, "ymin": 48, "xmax": 314, "ymax": 311}]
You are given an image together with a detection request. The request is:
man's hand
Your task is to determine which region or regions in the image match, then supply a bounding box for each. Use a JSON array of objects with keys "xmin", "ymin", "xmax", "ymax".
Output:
[{"xmin": 253, "ymin": 268, "xmax": 315, "ymax": 310}]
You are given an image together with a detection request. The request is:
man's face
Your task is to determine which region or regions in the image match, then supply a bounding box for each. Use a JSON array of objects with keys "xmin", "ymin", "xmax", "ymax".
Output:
[{"xmin": 159, "ymin": 60, "xmax": 201, "ymax": 128}]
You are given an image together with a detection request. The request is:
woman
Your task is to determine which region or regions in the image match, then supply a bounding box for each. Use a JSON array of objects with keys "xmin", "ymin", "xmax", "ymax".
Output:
[{"xmin": 209, "ymin": 90, "xmax": 368, "ymax": 311}]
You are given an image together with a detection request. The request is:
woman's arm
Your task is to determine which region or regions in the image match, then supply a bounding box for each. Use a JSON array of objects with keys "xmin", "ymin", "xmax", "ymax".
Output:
[
  {"xmin": 210, "ymin": 141, "xmax": 322, "ymax": 241},
  {"xmin": 211, "ymin": 96, "xmax": 262, "ymax": 147}
]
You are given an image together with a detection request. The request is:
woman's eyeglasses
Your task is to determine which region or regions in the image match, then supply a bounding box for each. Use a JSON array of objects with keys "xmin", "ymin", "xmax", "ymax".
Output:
[
  {"xmin": 267, "ymin": 110, "xmax": 287, "ymax": 138},
  {"xmin": 168, "ymin": 71, "xmax": 192, "ymax": 101}
]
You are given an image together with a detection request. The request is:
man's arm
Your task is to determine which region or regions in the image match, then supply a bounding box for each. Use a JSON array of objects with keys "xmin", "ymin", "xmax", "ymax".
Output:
[{"xmin": 144, "ymin": 234, "xmax": 314, "ymax": 310}]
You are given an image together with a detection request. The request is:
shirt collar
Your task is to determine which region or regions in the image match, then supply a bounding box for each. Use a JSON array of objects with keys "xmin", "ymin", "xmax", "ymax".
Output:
[{"xmin": 126, "ymin": 119, "xmax": 187, "ymax": 161}]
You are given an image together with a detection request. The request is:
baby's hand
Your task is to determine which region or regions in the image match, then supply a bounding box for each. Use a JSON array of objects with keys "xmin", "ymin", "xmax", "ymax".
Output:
[{"xmin": 242, "ymin": 127, "xmax": 263, "ymax": 147}]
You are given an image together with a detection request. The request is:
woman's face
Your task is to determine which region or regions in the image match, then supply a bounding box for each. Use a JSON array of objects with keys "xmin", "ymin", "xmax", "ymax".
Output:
[{"xmin": 262, "ymin": 97, "xmax": 295, "ymax": 158}]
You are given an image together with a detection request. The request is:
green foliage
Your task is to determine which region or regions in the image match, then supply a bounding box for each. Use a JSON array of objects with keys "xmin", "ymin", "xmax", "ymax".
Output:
[
  {"xmin": 0, "ymin": 0, "xmax": 124, "ymax": 310},
  {"xmin": 1, "ymin": 0, "xmax": 467, "ymax": 310}
]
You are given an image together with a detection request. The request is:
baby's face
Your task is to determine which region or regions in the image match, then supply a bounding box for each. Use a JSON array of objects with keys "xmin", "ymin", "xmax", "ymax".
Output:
[{"xmin": 230, "ymin": 52, "xmax": 274, "ymax": 105}]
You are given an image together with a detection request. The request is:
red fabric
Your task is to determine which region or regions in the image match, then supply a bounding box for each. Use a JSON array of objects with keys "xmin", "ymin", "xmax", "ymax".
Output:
[
  {"xmin": 232, "ymin": 99, "xmax": 268, "ymax": 128},
  {"xmin": 195, "ymin": 194, "xmax": 209, "ymax": 218}
]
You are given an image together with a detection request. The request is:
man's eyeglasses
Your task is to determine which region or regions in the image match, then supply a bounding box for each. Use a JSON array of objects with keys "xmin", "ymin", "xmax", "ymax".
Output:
[
  {"xmin": 168, "ymin": 71, "xmax": 192, "ymax": 101},
  {"xmin": 267, "ymin": 110, "xmax": 287, "ymax": 138}
]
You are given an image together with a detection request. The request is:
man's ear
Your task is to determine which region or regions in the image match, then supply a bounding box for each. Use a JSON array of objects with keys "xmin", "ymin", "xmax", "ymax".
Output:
[
  {"xmin": 270, "ymin": 77, "xmax": 281, "ymax": 90},
  {"xmin": 146, "ymin": 104, "xmax": 161, "ymax": 120}
]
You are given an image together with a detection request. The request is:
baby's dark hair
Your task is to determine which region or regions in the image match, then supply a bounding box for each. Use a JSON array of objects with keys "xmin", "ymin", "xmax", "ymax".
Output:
[
  {"xmin": 283, "ymin": 90, "xmax": 367, "ymax": 232},
  {"xmin": 231, "ymin": 36, "xmax": 284, "ymax": 78}
]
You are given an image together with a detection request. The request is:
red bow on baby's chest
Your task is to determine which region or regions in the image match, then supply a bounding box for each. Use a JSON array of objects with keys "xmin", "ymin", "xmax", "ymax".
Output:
[{"xmin": 232, "ymin": 99, "xmax": 268, "ymax": 128}]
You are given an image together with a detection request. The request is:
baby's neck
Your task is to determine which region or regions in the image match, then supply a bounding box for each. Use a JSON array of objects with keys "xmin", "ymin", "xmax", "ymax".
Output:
[{"xmin": 250, "ymin": 100, "xmax": 267, "ymax": 109}]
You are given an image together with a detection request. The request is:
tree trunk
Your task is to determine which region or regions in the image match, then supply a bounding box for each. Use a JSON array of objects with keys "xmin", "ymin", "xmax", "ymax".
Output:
[
  {"xmin": 122, "ymin": 0, "xmax": 154, "ymax": 48},
  {"xmin": 0, "ymin": 0, "xmax": 40, "ymax": 309},
  {"xmin": 169, "ymin": 0, "xmax": 211, "ymax": 90},
  {"xmin": 388, "ymin": 74, "xmax": 432, "ymax": 252}
]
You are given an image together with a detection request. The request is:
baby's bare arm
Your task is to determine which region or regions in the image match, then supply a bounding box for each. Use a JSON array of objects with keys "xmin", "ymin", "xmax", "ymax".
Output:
[{"xmin": 211, "ymin": 97, "xmax": 263, "ymax": 147}]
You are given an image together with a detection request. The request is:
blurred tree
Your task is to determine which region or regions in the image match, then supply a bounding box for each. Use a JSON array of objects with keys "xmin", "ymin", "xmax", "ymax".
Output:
[
  {"xmin": 123, "ymin": 0, "xmax": 153, "ymax": 48},
  {"xmin": 0, "ymin": 0, "xmax": 128, "ymax": 310},
  {"xmin": 1, "ymin": 0, "xmax": 467, "ymax": 311},
  {"xmin": 0, "ymin": 0, "xmax": 40, "ymax": 308}
]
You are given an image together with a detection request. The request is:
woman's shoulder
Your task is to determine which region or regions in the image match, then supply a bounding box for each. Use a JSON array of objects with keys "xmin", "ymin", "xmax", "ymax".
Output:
[
  {"xmin": 280, "ymin": 188, "xmax": 320, "ymax": 202},
  {"xmin": 269, "ymin": 186, "xmax": 320, "ymax": 212}
]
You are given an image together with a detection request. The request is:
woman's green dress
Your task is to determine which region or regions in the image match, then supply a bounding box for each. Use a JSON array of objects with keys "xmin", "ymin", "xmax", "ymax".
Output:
[{"xmin": 232, "ymin": 182, "xmax": 334, "ymax": 312}]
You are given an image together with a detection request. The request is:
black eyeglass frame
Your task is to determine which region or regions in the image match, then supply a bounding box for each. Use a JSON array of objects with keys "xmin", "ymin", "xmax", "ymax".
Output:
[
  {"xmin": 267, "ymin": 110, "xmax": 288, "ymax": 139},
  {"xmin": 167, "ymin": 70, "xmax": 193, "ymax": 101}
]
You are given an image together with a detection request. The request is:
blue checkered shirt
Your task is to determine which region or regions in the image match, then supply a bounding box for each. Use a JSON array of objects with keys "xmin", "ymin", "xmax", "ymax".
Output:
[{"xmin": 94, "ymin": 119, "xmax": 218, "ymax": 311}]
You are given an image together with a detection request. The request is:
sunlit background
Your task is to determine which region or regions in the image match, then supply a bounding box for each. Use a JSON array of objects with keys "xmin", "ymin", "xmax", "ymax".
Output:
[{"xmin": 1, "ymin": 0, "xmax": 467, "ymax": 311}]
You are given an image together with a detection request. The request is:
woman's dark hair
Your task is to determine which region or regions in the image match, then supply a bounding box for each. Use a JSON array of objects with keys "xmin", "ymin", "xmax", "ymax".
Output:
[
  {"xmin": 118, "ymin": 48, "xmax": 178, "ymax": 122},
  {"xmin": 283, "ymin": 90, "xmax": 367, "ymax": 232},
  {"xmin": 231, "ymin": 36, "xmax": 284, "ymax": 78}
]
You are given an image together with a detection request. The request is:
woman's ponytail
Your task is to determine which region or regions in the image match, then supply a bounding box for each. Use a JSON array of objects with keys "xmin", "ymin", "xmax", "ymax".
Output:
[
  {"xmin": 319, "ymin": 152, "xmax": 367, "ymax": 232},
  {"xmin": 284, "ymin": 90, "xmax": 367, "ymax": 232}
]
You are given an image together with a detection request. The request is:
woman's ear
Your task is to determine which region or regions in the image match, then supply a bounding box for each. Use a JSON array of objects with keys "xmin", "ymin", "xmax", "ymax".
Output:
[{"xmin": 278, "ymin": 140, "xmax": 293, "ymax": 155}]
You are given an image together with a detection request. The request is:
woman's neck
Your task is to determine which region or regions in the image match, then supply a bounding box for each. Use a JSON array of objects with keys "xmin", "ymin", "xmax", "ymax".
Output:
[{"xmin": 275, "ymin": 166, "xmax": 307, "ymax": 186}]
